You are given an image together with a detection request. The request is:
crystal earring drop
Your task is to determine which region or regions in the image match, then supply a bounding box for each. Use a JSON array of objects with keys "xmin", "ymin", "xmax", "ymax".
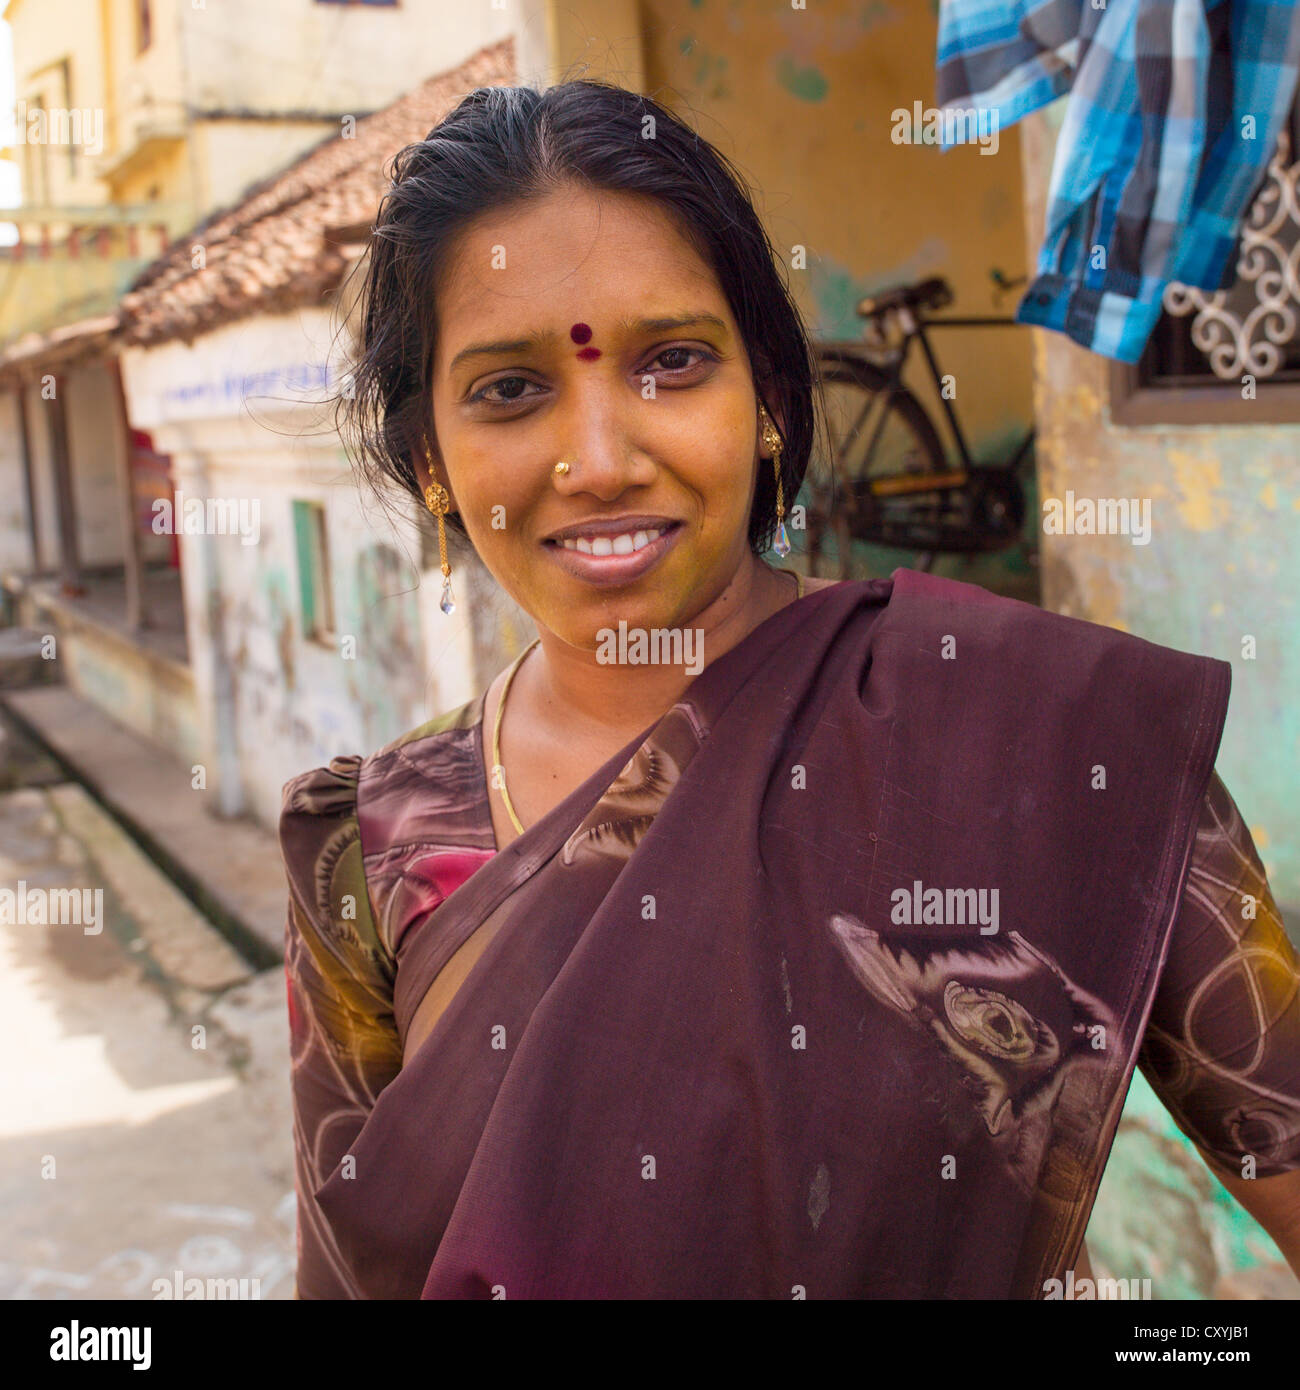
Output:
[
  {"xmin": 773, "ymin": 489, "xmax": 791, "ymax": 558},
  {"xmin": 760, "ymin": 407, "xmax": 791, "ymax": 558},
  {"xmin": 424, "ymin": 480, "xmax": 455, "ymax": 616}
]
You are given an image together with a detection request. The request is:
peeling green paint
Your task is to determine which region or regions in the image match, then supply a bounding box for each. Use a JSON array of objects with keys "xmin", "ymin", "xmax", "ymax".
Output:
[
  {"xmin": 809, "ymin": 249, "xmax": 948, "ymax": 338},
  {"xmin": 862, "ymin": 0, "xmax": 900, "ymax": 30},
  {"xmin": 1088, "ymin": 1070, "xmax": 1292, "ymax": 1298},
  {"xmin": 775, "ymin": 54, "xmax": 829, "ymax": 102}
]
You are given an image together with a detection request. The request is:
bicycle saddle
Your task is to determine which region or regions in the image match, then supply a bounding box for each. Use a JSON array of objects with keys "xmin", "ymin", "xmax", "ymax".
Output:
[{"xmin": 856, "ymin": 276, "xmax": 953, "ymax": 319}]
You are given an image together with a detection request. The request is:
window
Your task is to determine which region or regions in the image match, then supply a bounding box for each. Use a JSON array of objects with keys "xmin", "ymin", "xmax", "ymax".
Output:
[
  {"xmin": 1110, "ymin": 102, "xmax": 1300, "ymax": 426},
  {"xmin": 22, "ymin": 95, "xmax": 50, "ymax": 205},
  {"xmin": 292, "ymin": 500, "xmax": 336, "ymax": 643},
  {"xmin": 61, "ymin": 60, "xmax": 75, "ymax": 178}
]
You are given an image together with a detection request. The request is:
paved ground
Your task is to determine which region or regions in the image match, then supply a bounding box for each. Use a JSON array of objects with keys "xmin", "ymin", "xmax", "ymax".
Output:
[
  {"xmin": 0, "ymin": 710, "xmax": 294, "ymax": 1301},
  {"xmin": 3, "ymin": 684, "xmax": 287, "ymax": 960}
]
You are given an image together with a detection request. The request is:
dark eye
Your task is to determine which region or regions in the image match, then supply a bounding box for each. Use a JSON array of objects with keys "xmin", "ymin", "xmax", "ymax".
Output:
[
  {"xmin": 651, "ymin": 347, "xmax": 709, "ymax": 373},
  {"xmin": 474, "ymin": 376, "xmax": 540, "ymax": 405}
]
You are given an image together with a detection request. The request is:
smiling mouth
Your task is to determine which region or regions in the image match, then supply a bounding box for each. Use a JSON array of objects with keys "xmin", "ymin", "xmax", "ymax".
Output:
[
  {"xmin": 544, "ymin": 522, "xmax": 682, "ymax": 557},
  {"xmin": 541, "ymin": 520, "xmax": 684, "ymax": 587}
]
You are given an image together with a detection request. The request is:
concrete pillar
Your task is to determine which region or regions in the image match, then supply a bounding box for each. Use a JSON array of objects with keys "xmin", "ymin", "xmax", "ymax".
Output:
[
  {"xmin": 514, "ymin": 0, "xmax": 645, "ymax": 90},
  {"xmin": 14, "ymin": 385, "xmax": 42, "ymax": 573},
  {"xmin": 47, "ymin": 374, "xmax": 84, "ymax": 596},
  {"xmin": 172, "ymin": 450, "xmax": 243, "ymax": 818},
  {"xmin": 109, "ymin": 358, "xmax": 146, "ymax": 631}
]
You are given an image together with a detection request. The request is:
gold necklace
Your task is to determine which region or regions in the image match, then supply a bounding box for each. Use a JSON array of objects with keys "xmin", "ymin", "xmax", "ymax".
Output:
[{"xmin": 491, "ymin": 567, "xmax": 806, "ymax": 836}]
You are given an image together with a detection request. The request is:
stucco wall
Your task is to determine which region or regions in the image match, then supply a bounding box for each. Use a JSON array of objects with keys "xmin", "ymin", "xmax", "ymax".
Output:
[
  {"xmin": 1019, "ymin": 108, "xmax": 1300, "ymax": 916},
  {"xmin": 641, "ymin": 0, "xmax": 1034, "ymax": 465},
  {"xmin": 0, "ymin": 391, "xmax": 34, "ymax": 574},
  {"xmin": 20, "ymin": 380, "xmax": 61, "ymax": 572},
  {"xmin": 64, "ymin": 362, "xmax": 126, "ymax": 568},
  {"xmin": 121, "ymin": 308, "xmax": 504, "ymax": 828},
  {"xmin": 177, "ymin": 0, "xmax": 514, "ymax": 119}
]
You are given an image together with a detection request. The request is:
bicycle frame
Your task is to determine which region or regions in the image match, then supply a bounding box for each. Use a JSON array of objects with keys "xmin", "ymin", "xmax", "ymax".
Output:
[
  {"xmin": 905, "ymin": 308, "xmax": 1031, "ymax": 471},
  {"xmin": 809, "ymin": 280, "xmax": 1035, "ymax": 565}
]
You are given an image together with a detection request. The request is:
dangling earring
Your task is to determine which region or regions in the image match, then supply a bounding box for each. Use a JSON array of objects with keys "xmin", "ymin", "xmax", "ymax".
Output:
[
  {"xmin": 422, "ymin": 450, "xmax": 455, "ymax": 614},
  {"xmin": 759, "ymin": 402, "xmax": 791, "ymax": 558}
]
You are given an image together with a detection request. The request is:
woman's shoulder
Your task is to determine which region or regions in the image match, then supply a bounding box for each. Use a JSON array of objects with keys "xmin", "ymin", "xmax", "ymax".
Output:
[
  {"xmin": 278, "ymin": 692, "xmax": 492, "ymax": 893},
  {"xmin": 279, "ymin": 695, "xmax": 485, "ymax": 820},
  {"xmin": 280, "ymin": 753, "xmax": 364, "ymax": 827},
  {"xmin": 371, "ymin": 693, "xmax": 486, "ymax": 761}
]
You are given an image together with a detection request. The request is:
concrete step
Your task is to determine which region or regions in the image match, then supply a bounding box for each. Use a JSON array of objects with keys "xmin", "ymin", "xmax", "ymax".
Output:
[
  {"xmin": 0, "ymin": 626, "xmax": 60, "ymax": 690},
  {"xmin": 0, "ymin": 685, "xmax": 285, "ymax": 962}
]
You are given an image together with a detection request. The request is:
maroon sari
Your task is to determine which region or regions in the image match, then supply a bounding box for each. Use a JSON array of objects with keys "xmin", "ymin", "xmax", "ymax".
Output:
[{"xmin": 302, "ymin": 569, "xmax": 1231, "ymax": 1298}]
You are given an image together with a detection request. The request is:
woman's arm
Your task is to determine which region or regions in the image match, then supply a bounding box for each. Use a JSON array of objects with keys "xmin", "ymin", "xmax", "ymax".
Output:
[
  {"xmin": 1137, "ymin": 772, "xmax": 1300, "ymax": 1281},
  {"xmin": 1207, "ymin": 1166, "xmax": 1300, "ymax": 1278},
  {"xmin": 280, "ymin": 759, "xmax": 403, "ymax": 1299}
]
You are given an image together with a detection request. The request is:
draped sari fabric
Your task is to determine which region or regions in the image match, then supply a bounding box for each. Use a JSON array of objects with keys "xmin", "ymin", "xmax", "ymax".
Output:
[{"xmin": 318, "ymin": 569, "xmax": 1230, "ymax": 1298}]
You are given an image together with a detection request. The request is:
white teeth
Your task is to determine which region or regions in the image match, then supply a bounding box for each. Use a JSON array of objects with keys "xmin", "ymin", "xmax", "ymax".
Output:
[{"xmin": 559, "ymin": 526, "xmax": 666, "ymax": 556}]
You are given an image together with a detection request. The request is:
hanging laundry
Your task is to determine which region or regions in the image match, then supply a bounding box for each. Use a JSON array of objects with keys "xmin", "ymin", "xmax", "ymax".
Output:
[{"xmin": 935, "ymin": 0, "xmax": 1300, "ymax": 362}]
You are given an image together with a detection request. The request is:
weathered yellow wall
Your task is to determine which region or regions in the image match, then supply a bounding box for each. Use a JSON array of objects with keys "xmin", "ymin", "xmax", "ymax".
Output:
[
  {"xmin": 546, "ymin": 0, "xmax": 646, "ymax": 88},
  {"xmin": 109, "ymin": 137, "xmax": 191, "ymax": 210},
  {"xmin": 1018, "ymin": 105, "xmax": 1300, "ymax": 915},
  {"xmin": 639, "ymin": 0, "xmax": 1033, "ymax": 461},
  {"xmin": 190, "ymin": 119, "xmax": 339, "ymax": 214},
  {"xmin": 102, "ymin": 0, "xmax": 187, "ymax": 171},
  {"xmin": 5, "ymin": 0, "xmax": 111, "ymax": 209},
  {"xmin": 2, "ymin": 0, "xmax": 516, "ymax": 341}
]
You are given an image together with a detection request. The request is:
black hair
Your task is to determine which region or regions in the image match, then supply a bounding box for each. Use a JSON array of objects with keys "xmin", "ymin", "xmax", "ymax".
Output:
[{"xmin": 337, "ymin": 79, "xmax": 817, "ymax": 557}]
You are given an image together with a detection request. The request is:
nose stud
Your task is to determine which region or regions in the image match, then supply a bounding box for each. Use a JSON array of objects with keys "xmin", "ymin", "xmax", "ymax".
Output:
[{"xmin": 554, "ymin": 460, "xmax": 573, "ymax": 476}]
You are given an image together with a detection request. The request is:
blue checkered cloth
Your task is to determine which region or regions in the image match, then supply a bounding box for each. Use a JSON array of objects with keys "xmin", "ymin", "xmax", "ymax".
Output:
[{"xmin": 936, "ymin": 0, "xmax": 1300, "ymax": 362}]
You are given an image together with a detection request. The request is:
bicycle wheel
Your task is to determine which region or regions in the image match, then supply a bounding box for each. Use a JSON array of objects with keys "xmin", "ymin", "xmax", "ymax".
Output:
[{"xmin": 806, "ymin": 351, "xmax": 947, "ymax": 579}]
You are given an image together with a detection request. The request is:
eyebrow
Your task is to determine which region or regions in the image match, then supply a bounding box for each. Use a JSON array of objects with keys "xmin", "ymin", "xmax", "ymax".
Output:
[
  {"xmin": 448, "ymin": 330, "xmax": 556, "ymax": 375},
  {"xmin": 626, "ymin": 312, "xmax": 730, "ymax": 336},
  {"xmin": 446, "ymin": 312, "xmax": 730, "ymax": 375}
]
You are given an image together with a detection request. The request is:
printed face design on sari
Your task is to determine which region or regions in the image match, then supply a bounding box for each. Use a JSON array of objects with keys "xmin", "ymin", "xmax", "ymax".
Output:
[
  {"xmin": 561, "ymin": 738, "xmax": 684, "ymax": 866},
  {"xmin": 828, "ymin": 913, "xmax": 1118, "ymax": 1193}
]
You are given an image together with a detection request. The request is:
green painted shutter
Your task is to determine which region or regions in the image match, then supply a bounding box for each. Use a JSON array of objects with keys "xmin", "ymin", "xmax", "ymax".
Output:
[{"xmin": 292, "ymin": 499, "xmax": 316, "ymax": 632}]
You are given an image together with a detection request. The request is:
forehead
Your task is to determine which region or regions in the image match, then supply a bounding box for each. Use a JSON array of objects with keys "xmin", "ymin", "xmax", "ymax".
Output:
[{"xmin": 433, "ymin": 185, "xmax": 727, "ymax": 349}]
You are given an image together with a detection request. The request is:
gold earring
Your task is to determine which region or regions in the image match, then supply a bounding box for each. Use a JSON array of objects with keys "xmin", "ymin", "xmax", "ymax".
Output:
[
  {"xmin": 422, "ymin": 454, "xmax": 455, "ymax": 615},
  {"xmin": 759, "ymin": 403, "xmax": 790, "ymax": 557}
]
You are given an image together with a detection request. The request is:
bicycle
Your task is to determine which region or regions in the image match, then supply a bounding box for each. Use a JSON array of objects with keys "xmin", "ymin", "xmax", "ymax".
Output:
[{"xmin": 803, "ymin": 271, "xmax": 1037, "ymax": 578}]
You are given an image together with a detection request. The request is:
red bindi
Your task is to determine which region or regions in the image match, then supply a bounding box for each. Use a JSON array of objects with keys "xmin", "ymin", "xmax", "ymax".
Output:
[{"xmin": 570, "ymin": 323, "xmax": 600, "ymax": 360}]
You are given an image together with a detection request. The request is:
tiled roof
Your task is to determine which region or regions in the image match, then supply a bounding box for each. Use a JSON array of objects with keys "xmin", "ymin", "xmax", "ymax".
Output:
[
  {"xmin": 119, "ymin": 37, "xmax": 515, "ymax": 347},
  {"xmin": 0, "ymin": 313, "xmax": 120, "ymax": 383}
]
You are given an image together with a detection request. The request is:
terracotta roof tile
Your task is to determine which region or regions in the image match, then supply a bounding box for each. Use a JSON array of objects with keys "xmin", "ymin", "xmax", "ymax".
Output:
[{"xmin": 119, "ymin": 37, "xmax": 515, "ymax": 347}]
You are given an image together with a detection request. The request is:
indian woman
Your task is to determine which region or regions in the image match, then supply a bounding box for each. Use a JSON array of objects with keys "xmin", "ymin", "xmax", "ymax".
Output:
[{"xmin": 278, "ymin": 80, "xmax": 1300, "ymax": 1299}]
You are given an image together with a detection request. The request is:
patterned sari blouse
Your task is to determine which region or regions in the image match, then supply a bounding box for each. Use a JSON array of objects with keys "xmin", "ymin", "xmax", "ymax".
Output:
[{"xmin": 279, "ymin": 694, "xmax": 1300, "ymax": 1299}]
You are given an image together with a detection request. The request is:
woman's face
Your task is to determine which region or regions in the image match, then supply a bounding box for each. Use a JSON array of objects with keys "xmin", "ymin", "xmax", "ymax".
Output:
[{"xmin": 421, "ymin": 182, "xmax": 775, "ymax": 649}]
